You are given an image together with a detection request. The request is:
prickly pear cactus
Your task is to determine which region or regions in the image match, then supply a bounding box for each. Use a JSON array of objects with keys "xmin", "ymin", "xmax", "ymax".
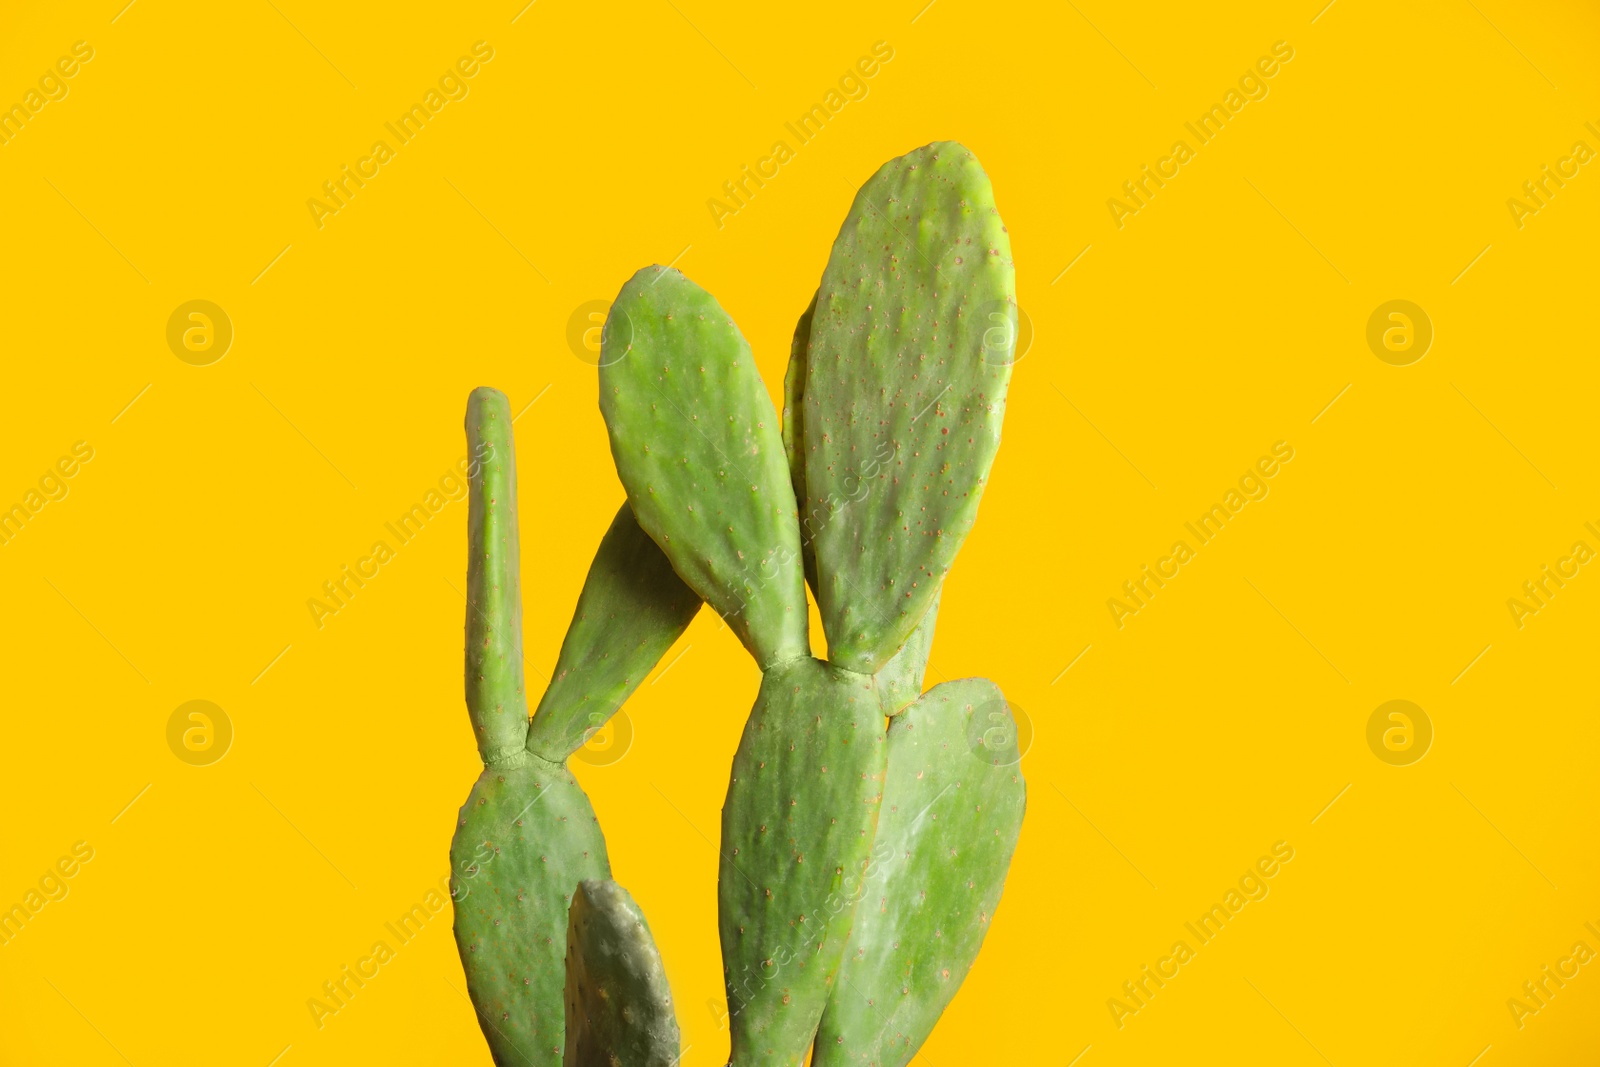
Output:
[
  {"xmin": 803, "ymin": 141, "xmax": 1016, "ymax": 675},
  {"xmin": 449, "ymin": 140, "xmax": 1023, "ymax": 1067},
  {"xmin": 526, "ymin": 502, "xmax": 700, "ymax": 761},
  {"xmin": 781, "ymin": 291, "xmax": 819, "ymax": 595},
  {"xmin": 564, "ymin": 879, "xmax": 681, "ymax": 1067},
  {"xmin": 450, "ymin": 388, "xmax": 697, "ymax": 1066},
  {"xmin": 601, "ymin": 269, "xmax": 903, "ymax": 1065},
  {"xmin": 718, "ymin": 658, "xmax": 887, "ymax": 1063},
  {"xmin": 600, "ymin": 266, "xmax": 808, "ymax": 670},
  {"xmin": 812, "ymin": 679, "xmax": 1026, "ymax": 1066},
  {"xmin": 453, "ymin": 759, "xmax": 609, "ymax": 1066}
]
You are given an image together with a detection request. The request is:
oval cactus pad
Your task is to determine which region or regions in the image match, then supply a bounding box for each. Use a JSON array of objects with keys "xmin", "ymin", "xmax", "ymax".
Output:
[
  {"xmin": 813, "ymin": 678, "xmax": 1025, "ymax": 1067},
  {"xmin": 803, "ymin": 142, "xmax": 1015, "ymax": 673},
  {"xmin": 564, "ymin": 879, "xmax": 681, "ymax": 1067},
  {"xmin": 719, "ymin": 658, "xmax": 887, "ymax": 1066},
  {"xmin": 451, "ymin": 760, "xmax": 610, "ymax": 1067},
  {"xmin": 600, "ymin": 266, "xmax": 808, "ymax": 670}
]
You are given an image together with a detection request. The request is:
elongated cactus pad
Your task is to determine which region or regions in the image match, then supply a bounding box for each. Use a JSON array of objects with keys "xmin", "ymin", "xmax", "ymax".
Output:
[
  {"xmin": 720, "ymin": 658, "xmax": 887, "ymax": 1066},
  {"xmin": 803, "ymin": 142, "xmax": 1015, "ymax": 673},
  {"xmin": 466, "ymin": 387, "xmax": 532, "ymax": 763},
  {"xmin": 453, "ymin": 759, "xmax": 610, "ymax": 1067},
  {"xmin": 812, "ymin": 678, "xmax": 1025, "ymax": 1067},
  {"xmin": 527, "ymin": 503, "xmax": 700, "ymax": 762},
  {"xmin": 563, "ymin": 879, "xmax": 681, "ymax": 1067},
  {"xmin": 600, "ymin": 266, "xmax": 807, "ymax": 669}
]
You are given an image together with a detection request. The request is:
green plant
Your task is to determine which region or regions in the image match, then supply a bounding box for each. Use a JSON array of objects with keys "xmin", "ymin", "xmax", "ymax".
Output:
[
  {"xmin": 451, "ymin": 141, "xmax": 1024, "ymax": 1067},
  {"xmin": 449, "ymin": 389, "xmax": 696, "ymax": 1065},
  {"xmin": 564, "ymin": 879, "xmax": 680, "ymax": 1066}
]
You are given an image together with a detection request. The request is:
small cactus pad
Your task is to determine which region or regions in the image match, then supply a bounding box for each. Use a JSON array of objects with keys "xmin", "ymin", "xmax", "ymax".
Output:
[
  {"xmin": 802, "ymin": 142, "xmax": 1015, "ymax": 674},
  {"xmin": 781, "ymin": 292, "xmax": 819, "ymax": 596},
  {"xmin": 563, "ymin": 879, "xmax": 682, "ymax": 1067},
  {"xmin": 600, "ymin": 266, "xmax": 808, "ymax": 669},
  {"xmin": 526, "ymin": 503, "xmax": 701, "ymax": 762},
  {"xmin": 466, "ymin": 387, "xmax": 532, "ymax": 763},
  {"xmin": 812, "ymin": 679, "xmax": 1025, "ymax": 1067},
  {"xmin": 719, "ymin": 658, "xmax": 887, "ymax": 1066},
  {"xmin": 452, "ymin": 759, "xmax": 611, "ymax": 1067},
  {"xmin": 872, "ymin": 587, "xmax": 940, "ymax": 717}
]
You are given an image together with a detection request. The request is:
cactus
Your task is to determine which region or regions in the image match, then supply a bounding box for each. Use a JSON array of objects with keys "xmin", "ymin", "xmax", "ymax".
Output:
[
  {"xmin": 801, "ymin": 142, "xmax": 1016, "ymax": 675},
  {"xmin": 795, "ymin": 143, "xmax": 1022, "ymax": 1064},
  {"xmin": 451, "ymin": 389, "xmax": 696, "ymax": 1065},
  {"xmin": 599, "ymin": 266, "xmax": 807, "ymax": 670},
  {"xmin": 564, "ymin": 879, "xmax": 681, "ymax": 1066},
  {"xmin": 812, "ymin": 680, "xmax": 1026, "ymax": 1066},
  {"xmin": 451, "ymin": 140, "xmax": 1023, "ymax": 1067},
  {"xmin": 527, "ymin": 502, "xmax": 701, "ymax": 760},
  {"xmin": 717, "ymin": 658, "xmax": 887, "ymax": 1062},
  {"xmin": 781, "ymin": 292, "xmax": 819, "ymax": 596},
  {"xmin": 600, "ymin": 268, "xmax": 884, "ymax": 1064}
]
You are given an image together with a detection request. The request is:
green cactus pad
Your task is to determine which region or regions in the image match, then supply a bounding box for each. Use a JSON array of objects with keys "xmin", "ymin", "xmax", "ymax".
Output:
[
  {"xmin": 452, "ymin": 758, "xmax": 611, "ymax": 1067},
  {"xmin": 782, "ymin": 292, "xmax": 820, "ymax": 598},
  {"xmin": 803, "ymin": 142, "xmax": 1015, "ymax": 674},
  {"xmin": 811, "ymin": 678, "xmax": 1025, "ymax": 1067},
  {"xmin": 600, "ymin": 266, "xmax": 807, "ymax": 670},
  {"xmin": 719, "ymin": 657, "xmax": 887, "ymax": 1066},
  {"xmin": 563, "ymin": 879, "xmax": 682, "ymax": 1067},
  {"xmin": 872, "ymin": 587, "xmax": 940, "ymax": 718},
  {"xmin": 466, "ymin": 387, "xmax": 533, "ymax": 763},
  {"xmin": 526, "ymin": 503, "xmax": 701, "ymax": 762}
]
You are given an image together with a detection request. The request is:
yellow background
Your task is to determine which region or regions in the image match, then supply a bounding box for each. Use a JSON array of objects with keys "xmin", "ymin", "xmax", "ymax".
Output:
[{"xmin": 2, "ymin": 0, "xmax": 1597, "ymax": 1063}]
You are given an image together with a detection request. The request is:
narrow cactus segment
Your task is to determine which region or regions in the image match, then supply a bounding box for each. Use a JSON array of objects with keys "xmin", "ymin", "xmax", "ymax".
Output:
[
  {"xmin": 466, "ymin": 386, "xmax": 532, "ymax": 763},
  {"xmin": 781, "ymin": 292, "xmax": 819, "ymax": 596},
  {"xmin": 452, "ymin": 758, "xmax": 610, "ymax": 1067},
  {"xmin": 812, "ymin": 678, "xmax": 1025, "ymax": 1067},
  {"xmin": 720, "ymin": 658, "xmax": 887, "ymax": 1066},
  {"xmin": 803, "ymin": 142, "xmax": 1015, "ymax": 674},
  {"xmin": 600, "ymin": 266, "xmax": 807, "ymax": 670},
  {"xmin": 563, "ymin": 879, "xmax": 681, "ymax": 1067},
  {"xmin": 526, "ymin": 503, "xmax": 701, "ymax": 762},
  {"xmin": 872, "ymin": 587, "xmax": 940, "ymax": 717}
]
